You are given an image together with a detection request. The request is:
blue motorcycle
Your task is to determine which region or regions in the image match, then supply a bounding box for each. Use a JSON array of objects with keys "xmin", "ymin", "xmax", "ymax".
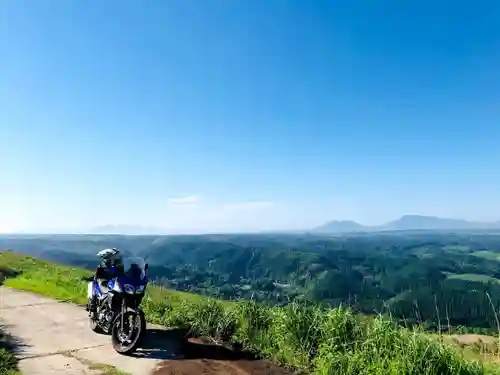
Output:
[{"xmin": 87, "ymin": 256, "xmax": 149, "ymax": 354}]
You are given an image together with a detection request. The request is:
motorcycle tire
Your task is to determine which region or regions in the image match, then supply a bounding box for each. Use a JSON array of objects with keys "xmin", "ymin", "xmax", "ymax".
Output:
[
  {"xmin": 139, "ymin": 309, "xmax": 147, "ymax": 339},
  {"xmin": 89, "ymin": 316, "xmax": 103, "ymax": 333},
  {"xmin": 88, "ymin": 298, "xmax": 103, "ymax": 333},
  {"xmin": 111, "ymin": 311, "xmax": 144, "ymax": 355}
]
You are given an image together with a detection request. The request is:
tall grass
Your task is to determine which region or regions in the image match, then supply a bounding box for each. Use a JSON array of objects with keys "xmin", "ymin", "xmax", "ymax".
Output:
[
  {"xmin": 0, "ymin": 305, "xmax": 20, "ymax": 374},
  {"xmin": 0, "ymin": 332, "xmax": 20, "ymax": 375},
  {"xmin": 1, "ymin": 251, "xmax": 499, "ymax": 375},
  {"xmin": 0, "ymin": 349, "xmax": 19, "ymax": 375}
]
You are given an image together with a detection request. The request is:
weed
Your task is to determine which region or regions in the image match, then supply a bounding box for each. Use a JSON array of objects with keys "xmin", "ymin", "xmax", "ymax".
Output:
[{"xmin": 1, "ymin": 251, "xmax": 499, "ymax": 375}]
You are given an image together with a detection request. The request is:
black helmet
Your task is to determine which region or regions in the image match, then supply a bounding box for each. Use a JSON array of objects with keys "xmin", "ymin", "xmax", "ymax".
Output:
[{"xmin": 97, "ymin": 248, "xmax": 123, "ymax": 268}]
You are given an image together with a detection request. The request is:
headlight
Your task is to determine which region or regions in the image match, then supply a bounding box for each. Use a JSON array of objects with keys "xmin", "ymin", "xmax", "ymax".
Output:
[
  {"xmin": 123, "ymin": 284, "xmax": 135, "ymax": 294},
  {"xmin": 136, "ymin": 285, "xmax": 145, "ymax": 292}
]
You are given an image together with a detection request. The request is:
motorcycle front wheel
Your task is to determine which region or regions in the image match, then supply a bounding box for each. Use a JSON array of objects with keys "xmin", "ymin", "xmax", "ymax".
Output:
[{"xmin": 111, "ymin": 311, "xmax": 144, "ymax": 355}]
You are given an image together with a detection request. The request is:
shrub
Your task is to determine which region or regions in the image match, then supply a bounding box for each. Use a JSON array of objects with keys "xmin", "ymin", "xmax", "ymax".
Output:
[{"xmin": 2, "ymin": 251, "xmax": 499, "ymax": 375}]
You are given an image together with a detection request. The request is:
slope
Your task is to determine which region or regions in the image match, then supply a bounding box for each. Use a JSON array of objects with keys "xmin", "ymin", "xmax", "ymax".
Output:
[{"xmin": 0, "ymin": 251, "xmax": 499, "ymax": 375}]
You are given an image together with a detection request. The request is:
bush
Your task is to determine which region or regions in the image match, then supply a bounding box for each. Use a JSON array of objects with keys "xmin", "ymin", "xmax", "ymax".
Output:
[
  {"xmin": 2, "ymin": 251, "xmax": 499, "ymax": 375},
  {"xmin": 0, "ymin": 329, "xmax": 19, "ymax": 375},
  {"xmin": 155, "ymin": 297, "xmax": 498, "ymax": 375}
]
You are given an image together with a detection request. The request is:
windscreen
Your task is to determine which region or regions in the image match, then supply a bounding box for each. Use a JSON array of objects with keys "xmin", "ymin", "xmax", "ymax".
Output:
[{"xmin": 122, "ymin": 257, "xmax": 146, "ymax": 281}]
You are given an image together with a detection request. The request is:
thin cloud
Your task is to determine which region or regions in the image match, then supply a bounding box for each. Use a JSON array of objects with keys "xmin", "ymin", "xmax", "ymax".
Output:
[
  {"xmin": 222, "ymin": 201, "xmax": 274, "ymax": 211},
  {"xmin": 169, "ymin": 195, "xmax": 200, "ymax": 205}
]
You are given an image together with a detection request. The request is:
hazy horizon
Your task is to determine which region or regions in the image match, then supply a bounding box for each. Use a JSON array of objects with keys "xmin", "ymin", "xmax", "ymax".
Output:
[
  {"xmin": 4, "ymin": 214, "xmax": 500, "ymax": 236},
  {"xmin": 2, "ymin": 2, "xmax": 500, "ymax": 233}
]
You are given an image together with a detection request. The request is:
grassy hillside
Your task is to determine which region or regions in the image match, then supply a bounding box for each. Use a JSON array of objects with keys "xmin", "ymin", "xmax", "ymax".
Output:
[
  {"xmin": 1, "ymin": 251, "xmax": 500, "ymax": 374},
  {"xmin": 472, "ymin": 251, "xmax": 500, "ymax": 262},
  {"xmin": 8, "ymin": 232, "xmax": 500, "ymax": 332},
  {"xmin": 447, "ymin": 273, "xmax": 500, "ymax": 284}
]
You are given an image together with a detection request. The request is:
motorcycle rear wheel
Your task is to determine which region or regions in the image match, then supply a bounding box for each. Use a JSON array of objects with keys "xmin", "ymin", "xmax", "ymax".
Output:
[{"xmin": 88, "ymin": 298, "xmax": 103, "ymax": 333}]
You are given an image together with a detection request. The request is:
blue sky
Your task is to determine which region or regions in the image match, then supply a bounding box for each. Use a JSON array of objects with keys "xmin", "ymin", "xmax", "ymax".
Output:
[{"xmin": 1, "ymin": 1, "xmax": 500, "ymax": 233}]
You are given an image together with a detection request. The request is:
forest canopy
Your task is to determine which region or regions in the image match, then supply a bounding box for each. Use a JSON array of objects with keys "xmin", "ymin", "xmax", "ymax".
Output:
[{"xmin": 2, "ymin": 230, "xmax": 500, "ymax": 331}]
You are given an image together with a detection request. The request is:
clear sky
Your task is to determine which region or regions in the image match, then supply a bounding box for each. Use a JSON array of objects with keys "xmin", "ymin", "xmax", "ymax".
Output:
[{"xmin": 1, "ymin": 1, "xmax": 500, "ymax": 233}]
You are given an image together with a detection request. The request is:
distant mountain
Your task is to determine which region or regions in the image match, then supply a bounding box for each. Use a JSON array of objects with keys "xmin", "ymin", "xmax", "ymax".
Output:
[
  {"xmin": 312, "ymin": 215, "xmax": 500, "ymax": 234},
  {"xmin": 313, "ymin": 220, "xmax": 367, "ymax": 234},
  {"xmin": 383, "ymin": 215, "xmax": 489, "ymax": 231},
  {"xmin": 88, "ymin": 225, "xmax": 166, "ymax": 235}
]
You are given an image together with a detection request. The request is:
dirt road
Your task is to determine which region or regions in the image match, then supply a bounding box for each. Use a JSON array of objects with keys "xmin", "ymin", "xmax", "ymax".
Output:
[
  {"xmin": 0, "ymin": 287, "xmax": 293, "ymax": 375},
  {"xmin": 0, "ymin": 287, "xmax": 170, "ymax": 374}
]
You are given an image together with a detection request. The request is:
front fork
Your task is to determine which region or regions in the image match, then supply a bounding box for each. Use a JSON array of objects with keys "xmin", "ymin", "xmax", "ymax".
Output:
[
  {"xmin": 118, "ymin": 301, "xmax": 142, "ymax": 343},
  {"xmin": 118, "ymin": 299, "xmax": 133, "ymax": 343},
  {"xmin": 121, "ymin": 299, "xmax": 125, "ymax": 336}
]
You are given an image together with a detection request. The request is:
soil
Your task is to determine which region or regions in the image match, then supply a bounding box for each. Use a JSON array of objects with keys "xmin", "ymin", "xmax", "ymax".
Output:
[
  {"xmin": 450, "ymin": 334, "xmax": 496, "ymax": 345},
  {"xmin": 149, "ymin": 336, "xmax": 296, "ymax": 375}
]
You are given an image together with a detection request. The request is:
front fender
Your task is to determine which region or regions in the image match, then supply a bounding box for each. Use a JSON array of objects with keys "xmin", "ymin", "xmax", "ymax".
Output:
[{"xmin": 87, "ymin": 281, "xmax": 94, "ymax": 299}]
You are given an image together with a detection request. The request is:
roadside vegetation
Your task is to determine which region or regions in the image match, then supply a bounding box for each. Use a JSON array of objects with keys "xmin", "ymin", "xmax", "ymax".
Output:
[
  {"xmin": 0, "ymin": 331, "xmax": 19, "ymax": 375},
  {"xmin": 0, "ymin": 267, "xmax": 20, "ymax": 375},
  {"xmin": 6, "ymin": 231, "xmax": 500, "ymax": 333},
  {"xmin": 1, "ymin": 250, "xmax": 500, "ymax": 375}
]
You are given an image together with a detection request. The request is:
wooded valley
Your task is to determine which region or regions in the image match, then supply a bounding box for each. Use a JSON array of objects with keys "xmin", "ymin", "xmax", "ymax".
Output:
[{"xmin": 3, "ymin": 230, "xmax": 500, "ymax": 332}]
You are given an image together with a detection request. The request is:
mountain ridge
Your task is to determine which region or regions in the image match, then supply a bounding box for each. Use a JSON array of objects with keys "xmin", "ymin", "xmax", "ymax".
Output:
[
  {"xmin": 313, "ymin": 215, "xmax": 500, "ymax": 234},
  {"xmin": 88, "ymin": 224, "xmax": 167, "ymax": 235},
  {"xmin": 9, "ymin": 215, "xmax": 500, "ymax": 236}
]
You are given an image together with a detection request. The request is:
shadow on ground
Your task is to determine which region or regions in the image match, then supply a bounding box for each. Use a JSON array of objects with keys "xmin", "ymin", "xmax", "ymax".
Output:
[
  {"xmin": 136, "ymin": 329, "xmax": 295, "ymax": 375},
  {"xmin": 0, "ymin": 323, "xmax": 28, "ymax": 372},
  {"xmin": 133, "ymin": 328, "xmax": 257, "ymax": 361},
  {"xmin": 132, "ymin": 328, "xmax": 188, "ymax": 360},
  {"xmin": 0, "ymin": 268, "xmax": 29, "ymax": 372}
]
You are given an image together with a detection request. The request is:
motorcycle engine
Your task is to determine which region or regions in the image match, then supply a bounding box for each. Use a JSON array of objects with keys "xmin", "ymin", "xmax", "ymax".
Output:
[
  {"xmin": 97, "ymin": 296, "xmax": 115, "ymax": 330},
  {"xmin": 105, "ymin": 310, "xmax": 114, "ymax": 322},
  {"xmin": 98, "ymin": 308, "xmax": 115, "ymax": 330}
]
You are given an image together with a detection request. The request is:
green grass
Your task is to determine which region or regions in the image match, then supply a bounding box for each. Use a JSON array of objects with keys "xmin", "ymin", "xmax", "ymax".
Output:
[
  {"xmin": 1, "ymin": 250, "xmax": 500, "ymax": 375},
  {"xmin": 443, "ymin": 245, "xmax": 471, "ymax": 253},
  {"xmin": 0, "ymin": 324, "xmax": 20, "ymax": 375},
  {"xmin": 87, "ymin": 364, "xmax": 131, "ymax": 375},
  {"xmin": 447, "ymin": 273, "xmax": 500, "ymax": 284},
  {"xmin": 61, "ymin": 351, "xmax": 132, "ymax": 375},
  {"xmin": 472, "ymin": 251, "xmax": 500, "ymax": 262},
  {"xmin": 0, "ymin": 347, "xmax": 20, "ymax": 375}
]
